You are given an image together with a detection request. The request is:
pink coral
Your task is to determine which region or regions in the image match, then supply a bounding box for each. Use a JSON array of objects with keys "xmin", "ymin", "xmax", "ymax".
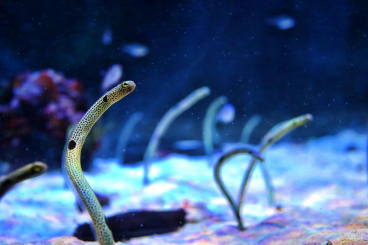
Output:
[{"xmin": 0, "ymin": 69, "xmax": 87, "ymax": 169}]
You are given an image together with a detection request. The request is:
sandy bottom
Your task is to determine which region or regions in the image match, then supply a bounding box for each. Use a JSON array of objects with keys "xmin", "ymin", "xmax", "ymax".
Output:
[{"xmin": 0, "ymin": 129, "xmax": 367, "ymax": 244}]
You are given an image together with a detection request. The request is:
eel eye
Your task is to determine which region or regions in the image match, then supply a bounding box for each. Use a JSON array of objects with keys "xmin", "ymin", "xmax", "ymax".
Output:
[{"xmin": 122, "ymin": 82, "xmax": 128, "ymax": 88}]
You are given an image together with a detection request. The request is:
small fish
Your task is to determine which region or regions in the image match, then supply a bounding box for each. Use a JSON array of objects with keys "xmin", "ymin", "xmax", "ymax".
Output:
[
  {"xmin": 174, "ymin": 140, "xmax": 203, "ymax": 151},
  {"xmin": 101, "ymin": 64, "xmax": 123, "ymax": 91},
  {"xmin": 122, "ymin": 43, "xmax": 149, "ymax": 57},
  {"xmin": 266, "ymin": 15, "xmax": 295, "ymax": 30},
  {"xmin": 216, "ymin": 103, "xmax": 235, "ymax": 124},
  {"xmin": 102, "ymin": 28, "xmax": 112, "ymax": 45}
]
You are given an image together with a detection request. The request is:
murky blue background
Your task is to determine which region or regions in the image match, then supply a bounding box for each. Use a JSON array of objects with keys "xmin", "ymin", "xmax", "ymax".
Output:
[{"xmin": 0, "ymin": 1, "xmax": 367, "ymax": 164}]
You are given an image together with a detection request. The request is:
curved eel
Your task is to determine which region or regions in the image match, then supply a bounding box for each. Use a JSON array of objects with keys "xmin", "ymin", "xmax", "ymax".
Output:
[
  {"xmin": 238, "ymin": 113, "xmax": 313, "ymax": 208},
  {"xmin": 63, "ymin": 81, "xmax": 135, "ymax": 245},
  {"xmin": 143, "ymin": 86, "xmax": 210, "ymax": 185},
  {"xmin": 214, "ymin": 146, "xmax": 263, "ymax": 231},
  {"xmin": 203, "ymin": 96, "xmax": 228, "ymax": 166},
  {"xmin": 0, "ymin": 161, "xmax": 47, "ymax": 199},
  {"xmin": 115, "ymin": 112, "xmax": 143, "ymax": 164}
]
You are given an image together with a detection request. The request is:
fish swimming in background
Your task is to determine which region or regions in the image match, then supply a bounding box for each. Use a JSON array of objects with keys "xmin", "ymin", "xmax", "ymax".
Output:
[
  {"xmin": 216, "ymin": 103, "xmax": 235, "ymax": 124},
  {"xmin": 101, "ymin": 64, "xmax": 123, "ymax": 91},
  {"xmin": 266, "ymin": 14, "xmax": 295, "ymax": 30},
  {"xmin": 174, "ymin": 140, "xmax": 203, "ymax": 151},
  {"xmin": 122, "ymin": 43, "xmax": 149, "ymax": 57},
  {"xmin": 102, "ymin": 28, "xmax": 112, "ymax": 45}
]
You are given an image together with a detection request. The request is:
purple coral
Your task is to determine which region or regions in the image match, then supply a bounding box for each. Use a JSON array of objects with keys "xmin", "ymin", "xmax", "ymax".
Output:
[{"xmin": 0, "ymin": 69, "xmax": 88, "ymax": 169}]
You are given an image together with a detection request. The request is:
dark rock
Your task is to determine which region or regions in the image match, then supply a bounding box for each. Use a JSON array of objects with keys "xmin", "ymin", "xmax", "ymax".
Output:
[{"xmin": 73, "ymin": 209, "xmax": 186, "ymax": 242}]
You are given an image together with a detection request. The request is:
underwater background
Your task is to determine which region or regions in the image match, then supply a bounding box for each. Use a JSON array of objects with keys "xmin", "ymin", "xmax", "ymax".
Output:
[{"xmin": 0, "ymin": 1, "xmax": 368, "ymax": 244}]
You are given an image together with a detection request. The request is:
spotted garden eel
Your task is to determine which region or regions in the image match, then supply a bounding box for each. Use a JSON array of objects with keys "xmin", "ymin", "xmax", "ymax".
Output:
[
  {"xmin": 0, "ymin": 161, "xmax": 47, "ymax": 199},
  {"xmin": 203, "ymin": 96, "xmax": 228, "ymax": 166},
  {"xmin": 143, "ymin": 86, "xmax": 210, "ymax": 185},
  {"xmin": 62, "ymin": 81, "xmax": 135, "ymax": 245},
  {"xmin": 214, "ymin": 146, "xmax": 263, "ymax": 231},
  {"xmin": 239, "ymin": 114, "xmax": 261, "ymax": 144},
  {"xmin": 238, "ymin": 113, "xmax": 313, "ymax": 209}
]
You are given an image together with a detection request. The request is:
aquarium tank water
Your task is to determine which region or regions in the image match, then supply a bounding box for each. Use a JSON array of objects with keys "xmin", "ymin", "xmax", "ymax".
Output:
[{"xmin": 0, "ymin": 1, "xmax": 367, "ymax": 244}]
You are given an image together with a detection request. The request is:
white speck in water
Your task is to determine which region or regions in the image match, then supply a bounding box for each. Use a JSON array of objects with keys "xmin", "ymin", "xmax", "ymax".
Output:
[
  {"xmin": 216, "ymin": 103, "xmax": 235, "ymax": 124},
  {"xmin": 266, "ymin": 15, "xmax": 295, "ymax": 30},
  {"xmin": 102, "ymin": 28, "xmax": 113, "ymax": 45},
  {"xmin": 122, "ymin": 43, "xmax": 149, "ymax": 57}
]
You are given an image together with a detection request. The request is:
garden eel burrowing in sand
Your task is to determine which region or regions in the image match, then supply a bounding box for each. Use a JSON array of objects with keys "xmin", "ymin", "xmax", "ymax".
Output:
[
  {"xmin": 62, "ymin": 81, "xmax": 135, "ymax": 245},
  {"xmin": 0, "ymin": 161, "xmax": 47, "ymax": 199}
]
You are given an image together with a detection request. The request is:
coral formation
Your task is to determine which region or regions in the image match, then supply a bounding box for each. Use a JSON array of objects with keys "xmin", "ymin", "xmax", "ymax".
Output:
[
  {"xmin": 0, "ymin": 69, "xmax": 87, "ymax": 169},
  {"xmin": 63, "ymin": 81, "xmax": 136, "ymax": 245}
]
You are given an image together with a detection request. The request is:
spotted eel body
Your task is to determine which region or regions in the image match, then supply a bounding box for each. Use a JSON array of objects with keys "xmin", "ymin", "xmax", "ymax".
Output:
[
  {"xmin": 0, "ymin": 161, "xmax": 47, "ymax": 199},
  {"xmin": 63, "ymin": 81, "xmax": 135, "ymax": 245}
]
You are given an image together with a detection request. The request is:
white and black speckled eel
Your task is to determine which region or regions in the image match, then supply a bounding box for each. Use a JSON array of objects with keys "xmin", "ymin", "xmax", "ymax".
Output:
[{"xmin": 63, "ymin": 81, "xmax": 135, "ymax": 245}]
